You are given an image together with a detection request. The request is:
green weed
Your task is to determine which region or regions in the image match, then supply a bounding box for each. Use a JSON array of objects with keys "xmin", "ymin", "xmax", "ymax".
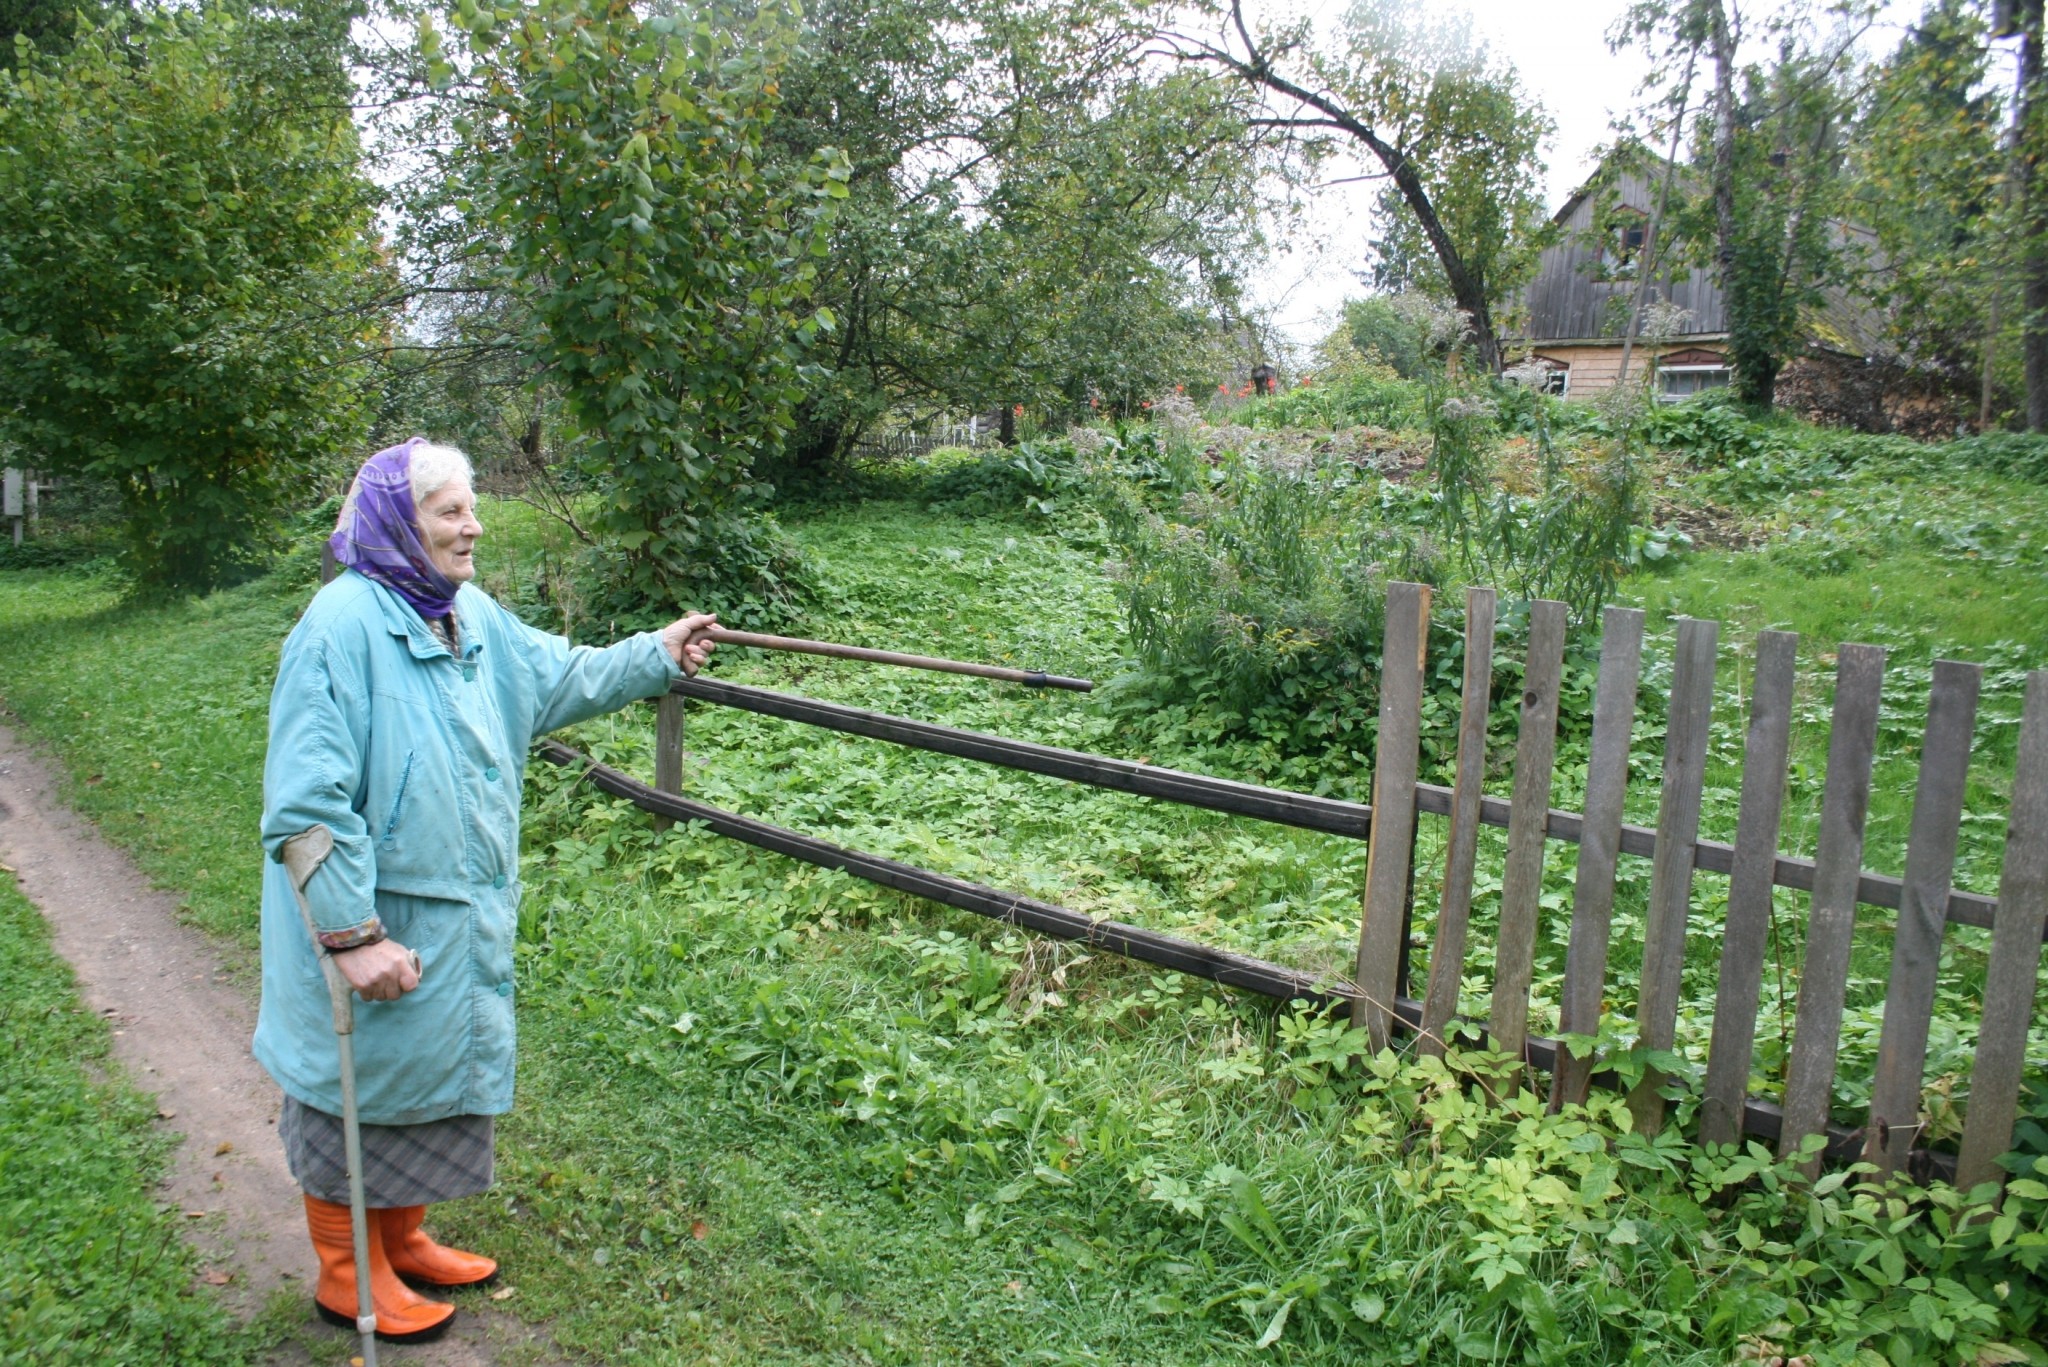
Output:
[{"xmin": 0, "ymin": 871, "xmax": 257, "ymax": 1364}]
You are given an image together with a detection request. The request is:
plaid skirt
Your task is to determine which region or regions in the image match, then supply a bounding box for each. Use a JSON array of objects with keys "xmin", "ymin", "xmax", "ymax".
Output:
[{"xmin": 280, "ymin": 1095, "xmax": 495, "ymax": 1207}]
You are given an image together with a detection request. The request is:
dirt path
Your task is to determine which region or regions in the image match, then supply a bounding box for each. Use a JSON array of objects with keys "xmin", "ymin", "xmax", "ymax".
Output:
[{"xmin": 0, "ymin": 720, "xmax": 563, "ymax": 1366}]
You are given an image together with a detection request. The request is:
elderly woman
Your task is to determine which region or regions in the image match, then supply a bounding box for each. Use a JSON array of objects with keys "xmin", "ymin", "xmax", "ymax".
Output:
[{"xmin": 254, "ymin": 438, "xmax": 714, "ymax": 1342}]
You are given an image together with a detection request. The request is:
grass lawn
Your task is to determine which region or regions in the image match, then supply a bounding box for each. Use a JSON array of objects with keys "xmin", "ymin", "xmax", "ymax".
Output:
[
  {"xmin": 0, "ymin": 869, "xmax": 263, "ymax": 1364},
  {"xmin": 3, "ymin": 436, "xmax": 2046, "ymax": 1364}
]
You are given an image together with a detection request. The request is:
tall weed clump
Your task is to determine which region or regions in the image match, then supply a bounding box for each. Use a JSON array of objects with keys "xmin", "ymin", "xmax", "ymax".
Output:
[
  {"xmin": 1425, "ymin": 378, "xmax": 1651, "ymax": 623},
  {"xmin": 1096, "ymin": 425, "xmax": 1404, "ymax": 740}
]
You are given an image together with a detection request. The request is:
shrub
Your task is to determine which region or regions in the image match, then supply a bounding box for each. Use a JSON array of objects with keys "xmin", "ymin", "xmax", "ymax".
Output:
[{"xmin": 920, "ymin": 440, "xmax": 1081, "ymax": 519}]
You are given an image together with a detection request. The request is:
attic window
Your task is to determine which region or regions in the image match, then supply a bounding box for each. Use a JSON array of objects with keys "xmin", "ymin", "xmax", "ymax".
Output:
[
  {"xmin": 1603, "ymin": 209, "xmax": 1650, "ymax": 270},
  {"xmin": 1616, "ymin": 220, "xmax": 1648, "ymax": 262}
]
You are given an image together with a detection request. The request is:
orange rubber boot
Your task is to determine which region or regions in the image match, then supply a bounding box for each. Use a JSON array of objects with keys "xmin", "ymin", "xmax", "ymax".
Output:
[
  {"xmin": 383, "ymin": 1204, "xmax": 499, "ymax": 1288},
  {"xmin": 304, "ymin": 1196, "xmax": 456, "ymax": 1343}
]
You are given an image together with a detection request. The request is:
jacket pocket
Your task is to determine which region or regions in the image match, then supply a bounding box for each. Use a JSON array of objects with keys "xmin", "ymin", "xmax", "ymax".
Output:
[{"xmin": 377, "ymin": 749, "xmax": 416, "ymax": 851}]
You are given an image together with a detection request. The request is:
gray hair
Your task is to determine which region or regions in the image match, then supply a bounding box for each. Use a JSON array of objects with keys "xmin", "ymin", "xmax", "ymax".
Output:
[{"xmin": 408, "ymin": 441, "xmax": 474, "ymax": 505}]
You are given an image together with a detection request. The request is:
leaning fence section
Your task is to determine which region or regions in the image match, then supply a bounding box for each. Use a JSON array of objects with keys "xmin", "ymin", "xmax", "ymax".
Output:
[{"xmin": 540, "ymin": 583, "xmax": 2048, "ymax": 1191}]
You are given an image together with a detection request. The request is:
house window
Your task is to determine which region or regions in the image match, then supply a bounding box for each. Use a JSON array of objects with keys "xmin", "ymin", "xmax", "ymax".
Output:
[
  {"xmin": 1659, "ymin": 365, "xmax": 1731, "ymax": 400},
  {"xmin": 1540, "ymin": 367, "xmax": 1568, "ymax": 396},
  {"xmin": 1617, "ymin": 220, "xmax": 1648, "ymax": 262}
]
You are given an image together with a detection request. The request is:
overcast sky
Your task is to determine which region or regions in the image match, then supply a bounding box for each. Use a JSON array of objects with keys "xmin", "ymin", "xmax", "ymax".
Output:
[{"xmin": 1249, "ymin": 0, "xmax": 1942, "ymax": 352}]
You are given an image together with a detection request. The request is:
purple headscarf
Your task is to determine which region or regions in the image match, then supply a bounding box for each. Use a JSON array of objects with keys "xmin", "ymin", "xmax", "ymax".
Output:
[{"xmin": 328, "ymin": 438, "xmax": 461, "ymax": 621}]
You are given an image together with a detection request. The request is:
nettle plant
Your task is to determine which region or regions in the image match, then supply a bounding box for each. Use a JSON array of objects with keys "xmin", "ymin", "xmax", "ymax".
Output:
[{"xmin": 438, "ymin": 0, "xmax": 850, "ymax": 617}]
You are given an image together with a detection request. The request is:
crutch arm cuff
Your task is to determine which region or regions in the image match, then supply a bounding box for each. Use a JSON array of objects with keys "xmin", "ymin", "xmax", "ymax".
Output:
[{"xmin": 315, "ymin": 916, "xmax": 386, "ymax": 952}]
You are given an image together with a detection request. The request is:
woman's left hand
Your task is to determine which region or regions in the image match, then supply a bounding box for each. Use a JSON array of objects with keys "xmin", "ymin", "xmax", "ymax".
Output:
[{"xmin": 660, "ymin": 612, "xmax": 718, "ymax": 676}]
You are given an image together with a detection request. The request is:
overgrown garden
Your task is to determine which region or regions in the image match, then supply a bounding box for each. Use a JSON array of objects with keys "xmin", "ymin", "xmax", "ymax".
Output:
[{"xmin": 6, "ymin": 0, "xmax": 2048, "ymax": 1360}]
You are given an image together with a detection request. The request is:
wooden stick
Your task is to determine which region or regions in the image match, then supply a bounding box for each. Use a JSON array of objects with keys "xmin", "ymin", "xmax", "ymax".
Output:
[
  {"xmin": 1354, "ymin": 582, "xmax": 1432, "ymax": 1053},
  {"xmin": 1865, "ymin": 658, "xmax": 1980, "ymax": 1175},
  {"xmin": 1488, "ymin": 599, "xmax": 1569, "ymax": 1096},
  {"xmin": 1955, "ymin": 671, "xmax": 2048, "ymax": 1195},
  {"xmin": 1551, "ymin": 606, "xmax": 1645, "ymax": 1111},
  {"xmin": 1419, "ymin": 587, "xmax": 1497, "ymax": 1058},
  {"xmin": 700, "ymin": 626, "xmax": 1093, "ymax": 691},
  {"xmin": 1700, "ymin": 630, "xmax": 1799, "ymax": 1147},
  {"xmin": 1628, "ymin": 615, "xmax": 1720, "ymax": 1135},
  {"xmin": 1779, "ymin": 642, "xmax": 1886, "ymax": 1174}
]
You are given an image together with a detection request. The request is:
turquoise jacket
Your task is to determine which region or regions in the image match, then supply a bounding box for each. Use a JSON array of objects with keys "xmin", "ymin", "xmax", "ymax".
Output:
[{"xmin": 254, "ymin": 571, "xmax": 679, "ymax": 1125}]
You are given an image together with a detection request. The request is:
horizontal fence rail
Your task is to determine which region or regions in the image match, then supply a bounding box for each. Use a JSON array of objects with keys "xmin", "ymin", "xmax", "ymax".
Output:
[
  {"xmin": 674, "ymin": 675, "xmax": 2007, "ymax": 930},
  {"xmin": 535, "ymin": 737, "xmax": 1905, "ymax": 1176},
  {"xmin": 669, "ymin": 676, "xmax": 1374, "ymax": 838}
]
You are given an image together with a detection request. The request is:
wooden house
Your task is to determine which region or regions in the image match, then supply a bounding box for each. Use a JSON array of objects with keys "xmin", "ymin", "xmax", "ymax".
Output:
[{"xmin": 1513, "ymin": 159, "xmax": 1883, "ymax": 400}]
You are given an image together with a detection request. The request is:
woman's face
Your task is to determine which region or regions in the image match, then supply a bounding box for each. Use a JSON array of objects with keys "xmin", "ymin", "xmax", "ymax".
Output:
[{"xmin": 419, "ymin": 480, "xmax": 483, "ymax": 583}]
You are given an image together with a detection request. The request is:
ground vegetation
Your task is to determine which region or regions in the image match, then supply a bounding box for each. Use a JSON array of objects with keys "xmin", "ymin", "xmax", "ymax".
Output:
[{"xmin": 5, "ymin": 393, "xmax": 2048, "ymax": 1362}]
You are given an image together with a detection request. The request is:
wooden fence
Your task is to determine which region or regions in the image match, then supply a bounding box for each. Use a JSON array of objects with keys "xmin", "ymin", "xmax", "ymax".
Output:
[
  {"xmin": 848, "ymin": 422, "xmax": 997, "ymax": 461},
  {"xmin": 539, "ymin": 582, "xmax": 2048, "ymax": 1191}
]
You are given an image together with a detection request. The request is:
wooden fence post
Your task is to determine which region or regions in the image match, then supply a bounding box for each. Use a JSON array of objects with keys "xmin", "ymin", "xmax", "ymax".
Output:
[
  {"xmin": 1627, "ymin": 616, "xmax": 1719, "ymax": 1135},
  {"xmin": 1699, "ymin": 630, "xmax": 1799, "ymax": 1147},
  {"xmin": 1550, "ymin": 606, "xmax": 1645, "ymax": 1111},
  {"xmin": 1419, "ymin": 587, "xmax": 1496, "ymax": 1057},
  {"xmin": 1955, "ymin": 670, "xmax": 2048, "ymax": 1195},
  {"xmin": 1779, "ymin": 643, "xmax": 1886, "ymax": 1173},
  {"xmin": 1487, "ymin": 598, "xmax": 1568, "ymax": 1095},
  {"xmin": 1866, "ymin": 658, "xmax": 1982, "ymax": 1175},
  {"xmin": 1354, "ymin": 581, "xmax": 1431, "ymax": 1053},
  {"xmin": 654, "ymin": 691, "xmax": 686, "ymax": 833}
]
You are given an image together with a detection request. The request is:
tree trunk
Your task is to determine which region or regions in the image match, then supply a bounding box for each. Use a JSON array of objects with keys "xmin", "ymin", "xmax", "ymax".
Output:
[
  {"xmin": 999, "ymin": 405, "xmax": 1016, "ymax": 446},
  {"xmin": 2021, "ymin": 0, "xmax": 2048, "ymax": 430},
  {"xmin": 1704, "ymin": 0, "xmax": 1776, "ymax": 408}
]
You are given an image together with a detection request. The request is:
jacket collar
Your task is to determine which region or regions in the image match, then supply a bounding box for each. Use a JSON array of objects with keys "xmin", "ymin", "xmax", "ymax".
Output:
[{"xmin": 363, "ymin": 574, "xmax": 483, "ymax": 662}]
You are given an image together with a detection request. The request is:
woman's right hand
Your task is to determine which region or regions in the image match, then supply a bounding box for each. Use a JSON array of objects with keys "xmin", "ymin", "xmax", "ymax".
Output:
[{"xmin": 332, "ymin": 939, "xmax": 421, "ymax": 1002}]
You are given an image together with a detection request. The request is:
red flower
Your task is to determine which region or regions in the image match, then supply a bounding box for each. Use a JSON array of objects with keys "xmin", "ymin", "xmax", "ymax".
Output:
[
  {"xmin": 1217, "ymin": 382, "xmax": 1228, "ymax": 392},
  {"xmin": 1013, "ymin": 404, "xmax": 1023, "ymax": 415},
  {"xmin": 1141, "ymin": 400, "xmax": 1152, "ymax": 409},
  {"xmin": 1175, "ymin": 384, "xmax": 1185, "ymax": 394}
]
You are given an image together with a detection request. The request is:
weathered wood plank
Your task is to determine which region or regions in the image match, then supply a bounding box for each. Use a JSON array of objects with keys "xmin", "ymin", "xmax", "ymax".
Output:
[
  {"xmin": 1700, "ymin": 631, "xmax": 1799, "ymax": 1147},
  {"xmin": 675, "ymin": 676, "xmax": 2011, "ymax": 930},
  {"xmin": 1866, "ymin": 659, "xmax": 1982, "ymax": 1174},
  {"xmin": 1628, "ymin": 617, "xmax": 1721, "ymax": 1134},
  {"xmin": 653, "ymin": 692, "xmax": 687, "ymax": 833},
  {"xmin": 1779, "ymin": 643, "xmax": 1887, "ymax": 1173},
  {"xmin": 1355, "ymin": 583, "xmax": 1432, "ymax": 1052},
  {"xmin": 1420, "ymin": 587, "xmax": 1497, "ymax": 1057},
  {"xmin": 1488, "ymin": 599, "xmax": 1569, "ymax": 1092},
  {"xmin": 1955, "ymin": 671, "xmax": 2048, "ymax": 1195},
  {"xmin": 671, "ymin": 677, "xmax": 1375, "ymax": 838},
  {"xmin": 1551, "ymin": 606, "xmax": 1645, "ymax": 1110}
]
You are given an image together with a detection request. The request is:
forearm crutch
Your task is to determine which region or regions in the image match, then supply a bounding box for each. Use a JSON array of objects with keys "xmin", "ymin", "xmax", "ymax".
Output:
[{"xmin": 280, "ymin": 824, "xmax": 380, "ymax": 1367}]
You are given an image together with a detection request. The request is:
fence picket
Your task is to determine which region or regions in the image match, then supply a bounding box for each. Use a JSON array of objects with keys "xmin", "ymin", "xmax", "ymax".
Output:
[
  {"xmin": 1779, "ymin": 643, "xmax": 1887, "ymax": 1173},
  {"xmin": 1628, "ymin": 617, "xmax": 1721, "ymax": 1134},
  {"xmin": 1955, "ymin": 671, "xmax": 2048, "ymax": 1195},
  {"xmin": 1487, "ymin": 599, "xmax": 1568, "ymax": 1092},
  {"xmin": 1354, "ymin": 582, "xmax": 1432, "ymax": 1052},
  {"xmin": 1865, "ymin": 659, "xmax": 1982, "ymax": 1174},
  {"xmin": 1420, "ymin": 587, "xmax": 1497, "ymax": 1057},
  {"xmin": 653, "ymin": 693, "xmax": 686, "ymax": 833},
  {"xmin": 1550, "ymin": 606, "xmax": 1645, "ymax": 1110},
  {"xmin": 1700, "ymin": 630, "xmax": 1800, "ymax": 1147}
]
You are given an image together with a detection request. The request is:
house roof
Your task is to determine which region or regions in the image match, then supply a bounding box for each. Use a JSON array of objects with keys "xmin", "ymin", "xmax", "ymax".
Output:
[{"xmin": 1515, "ymin": 152, "xmax": 1886, "ymax": 358}]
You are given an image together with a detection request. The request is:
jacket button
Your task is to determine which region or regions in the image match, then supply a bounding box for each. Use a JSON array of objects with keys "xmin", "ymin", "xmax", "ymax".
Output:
[
  {"xmin": 492, "ymin": 873, "xmax": 507, "ymax": 889},
  {"xmin": 463, "ymin": 666, "xmax": 477, "ymax": 682},
  {"xmin": 485, "ymin": 766, "xmax": 501, "ymax": 782},
  {"xmin": 496, "ymin": 982, "xmax": 513, "ymax": 997}
]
